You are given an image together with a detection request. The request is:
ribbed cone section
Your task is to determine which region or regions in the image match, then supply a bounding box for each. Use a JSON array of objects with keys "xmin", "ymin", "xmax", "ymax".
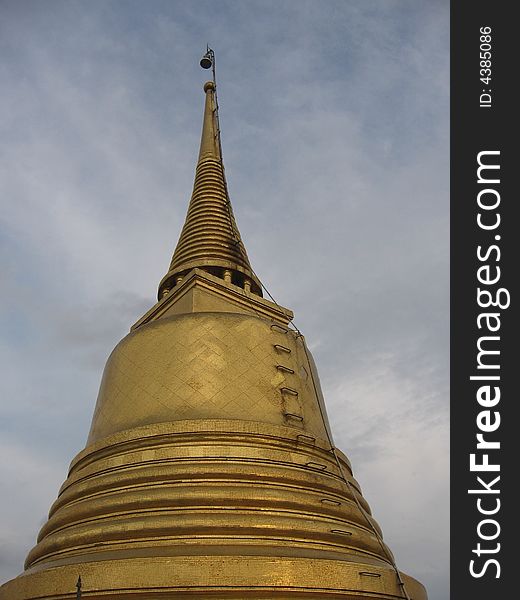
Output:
[
  {"xmin": 159, "ymin": 82, "xmax": 261, "ymax": 298},
  {"xmin": 169, "ymin": 159, "xmax": 252, "ymax": 270}
]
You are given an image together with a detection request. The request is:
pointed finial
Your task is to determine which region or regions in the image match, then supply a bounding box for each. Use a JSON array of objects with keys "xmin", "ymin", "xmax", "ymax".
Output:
[
  {"xmin": 76, "ymin": 575, "xmax": 82, "ymax": 599},
  {"xmin": 198, "ymin": 79, "xmax": 220, "ymax": 160}
]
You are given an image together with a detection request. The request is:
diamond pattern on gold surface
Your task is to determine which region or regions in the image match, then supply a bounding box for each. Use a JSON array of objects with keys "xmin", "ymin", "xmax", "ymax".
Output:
[{"xmin": 89, "ymin": 312, "xmax": 334, "ymax": 443}]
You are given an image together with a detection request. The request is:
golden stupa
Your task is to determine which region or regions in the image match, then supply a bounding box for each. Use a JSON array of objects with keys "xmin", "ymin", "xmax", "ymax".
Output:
[{"xmin": 1, "ymin": 62, "xmax": 427, "ymax": 599}]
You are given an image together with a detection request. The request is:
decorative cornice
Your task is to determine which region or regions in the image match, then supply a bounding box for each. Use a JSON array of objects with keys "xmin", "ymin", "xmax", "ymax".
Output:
[{"xmin": 135, "ymin": 268, "xmax": 292, "ymax": 330}]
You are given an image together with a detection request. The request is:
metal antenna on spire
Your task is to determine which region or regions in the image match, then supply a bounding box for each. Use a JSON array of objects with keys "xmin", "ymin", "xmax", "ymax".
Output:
[{"xmin": 199, "ymin": 45, "xmax": 216, "ymax": 85}]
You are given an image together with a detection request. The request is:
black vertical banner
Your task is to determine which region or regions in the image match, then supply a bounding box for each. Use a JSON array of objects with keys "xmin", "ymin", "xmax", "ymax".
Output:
[{"xmin": 451, "ymin": 3, "xmax": 515, "ymax": 599}]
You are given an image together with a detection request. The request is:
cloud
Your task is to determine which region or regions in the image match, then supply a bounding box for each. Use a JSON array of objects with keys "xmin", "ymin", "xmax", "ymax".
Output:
[
  {"xmin": 0, "ymin": 437, "xmax": 64, "ymax": 581},
  {"xmin": 1, "ymin": 1, "xmax": 448, "ymax": 598},
  {"xmin": 324, "ymin": 354, "xmax": 449, "ymax": 593}
]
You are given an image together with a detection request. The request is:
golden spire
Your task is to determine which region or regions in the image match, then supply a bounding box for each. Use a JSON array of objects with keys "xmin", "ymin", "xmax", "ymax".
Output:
[{"xmin": 158, "ymin": 80, "xmax": 262, "ymax": 299}]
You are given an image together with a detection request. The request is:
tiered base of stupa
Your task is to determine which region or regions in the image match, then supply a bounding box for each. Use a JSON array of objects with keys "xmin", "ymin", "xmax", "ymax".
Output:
[{"xmin": 0, "ymin": 420, "xmax": 426, "ymax": 599}]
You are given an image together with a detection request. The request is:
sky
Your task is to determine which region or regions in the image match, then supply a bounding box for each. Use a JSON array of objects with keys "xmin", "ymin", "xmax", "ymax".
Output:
[{"xmin": 0, "ymin": 1, "xmax": 449, "ymax": 598}]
